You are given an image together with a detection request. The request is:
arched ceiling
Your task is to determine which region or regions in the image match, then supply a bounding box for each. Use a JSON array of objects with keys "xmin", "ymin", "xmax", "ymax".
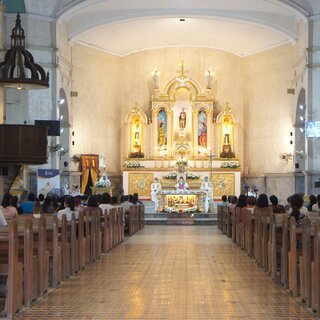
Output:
[{"xmin": 22, "ymin": 0, "xmax": 319, "ymax": 57}]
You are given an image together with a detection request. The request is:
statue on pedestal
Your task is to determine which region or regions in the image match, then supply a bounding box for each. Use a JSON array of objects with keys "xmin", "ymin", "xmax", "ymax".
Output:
[
  {"xmin": 151, "ymin": 177, "xmax": 162, "ymax": 211},
  {"xmin": 200, "ymin": 176, "xmax": 213, "ymax": 213}
]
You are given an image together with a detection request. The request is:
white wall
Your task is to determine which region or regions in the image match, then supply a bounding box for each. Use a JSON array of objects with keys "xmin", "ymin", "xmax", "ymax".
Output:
[{"xmin": 71, "ymin": 44, "xmax": 121, "ymax": 173}]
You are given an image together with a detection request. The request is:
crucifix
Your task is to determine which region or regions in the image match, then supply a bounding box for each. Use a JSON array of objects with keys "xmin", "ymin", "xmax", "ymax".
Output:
[{"xmin": 176, "ymin": 60, "xmax": 189, "ymax": 84}]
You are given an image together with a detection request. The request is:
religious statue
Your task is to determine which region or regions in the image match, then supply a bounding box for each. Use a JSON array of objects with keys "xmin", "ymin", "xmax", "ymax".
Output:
[
  {"xmin": 179, "ymin": 108, "xmax": 186, "ymax": 129},
  {"xmin": 198, "ymin": 121, "xmax": 207, "ymax": 148},
  {"xmin": 151, "ymin": 69, "xmax": 160, "ymax": 90},
  {"xmin": 96, "ymin": 174, "xmax": 111, "ymax": 187},
  {"xmin": 204, "ymin": 68, "xmax": 214, "ymax": 89},
  {"xmin": 158, "ymin": 121, "xmax": 166, "ymax": 147},
  {"xmin": 151, "ymin": 177, "xmax": 162, "ymax": 211},
  {"xmin": 175, "ymin": 177, "xmax": 189, "ymax": 190},
  {"xmin": 200, "ymin": 176, "xmax": 213, "ymax": 213}
]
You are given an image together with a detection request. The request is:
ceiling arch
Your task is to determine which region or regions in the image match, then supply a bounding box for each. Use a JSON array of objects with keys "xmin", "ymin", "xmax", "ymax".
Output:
[{"xmin": 22, "ymin": 0, "xmax": 316, "ymax": 57}]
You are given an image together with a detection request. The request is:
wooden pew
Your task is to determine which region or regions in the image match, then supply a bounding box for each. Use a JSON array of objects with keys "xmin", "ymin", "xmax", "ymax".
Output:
[
  {"xmin": 0, "ymin": 221, "xmax": 23, "ymax": 319},
  {"xmin": 288, "ymin": 216, "xmax": 303, "ymax": 297},
  {"xmin": 102, "ymin": 209, "xmax": 110, "ymax": 253},
  {"xmin": 268, "ymin": 213, "xmax": 286, "ymax": 283},
  {"xmin": 281, "ymin": 215, "xmax": 289, "ymax": 289},
  {"xmin": 244, "ymin": 209, "xmax": 254, "ymax": 257},
  {"xmin": 77, "ymin": 212, "xmax": 86, "ymax": 270},
  {"xmin": 312, "ymin": 221, "xmax": 320, "ymax": 313}
]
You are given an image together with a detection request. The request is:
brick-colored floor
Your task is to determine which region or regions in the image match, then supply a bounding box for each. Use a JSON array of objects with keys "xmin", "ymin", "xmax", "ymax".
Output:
[{"xmin": 16, "ymin": 226, "xmax": 318, "ymax": 319}]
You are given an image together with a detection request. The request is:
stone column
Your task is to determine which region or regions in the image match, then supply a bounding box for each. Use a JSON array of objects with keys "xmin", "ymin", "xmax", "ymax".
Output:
[
  {"xmin": 167, "ymin": 108, "xmax": 173, "ymax": 157},
  {"xmin": 193, "ymin": 108, "xmax": 198, "ymax": 157},
  {"xmin": 306, "ymin": 16, "xmax": 320, "ymax": 193},
  {"xmin": 207, "ymin": 108, "xmax": 213, "ymax": 156}
]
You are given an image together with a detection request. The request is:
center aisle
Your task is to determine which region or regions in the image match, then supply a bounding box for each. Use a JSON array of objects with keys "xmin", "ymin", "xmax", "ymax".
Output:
[{"xmin": 16, "ymin": 226, "xmax": 317, "ymax": 320}]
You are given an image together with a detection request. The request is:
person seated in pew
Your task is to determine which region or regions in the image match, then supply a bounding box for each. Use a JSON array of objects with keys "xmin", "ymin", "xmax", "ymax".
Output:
[
  {"xmin": 111, "ymin": 196, "xmax": 119, "ymax": 205},
  {"xmin": 288, "ymin": 193, "xmax": 306, "ymax": 227},
  {"xmin": 0, "ymin": 193, "xmax": 18, "ymax": 219},
  {"xmin": 20, "ymin": 192, "xmax": 36, "ymax": 213},
  {"xmin": 227, "ymin": 196, "xmax": 237, "ymax": 209},
  {"xmin": 245, "ymin": 196, "xmax": 257, "ymax": 213},
  {"xmin": 221, "ymin": 195, "xmax": 228, "ymax": 206},
  {"xmin": 269, "ymin": 195, "xmax": 286, "ymax": 213},
  {"xmin": 74, "ymin": 196, "xmax": 83, "ymax": 214},
  {"xmin": 10, "ymin": 196, "xmax": 22, "ymax": 214},
  {"xmin": 0, "ymin": 208, "xmax": 7, "ymax": 226},
  {"xmin": 38, "ymin": 193, "xmax": 45, "ymax": 205},
  {"xmin": 119, "ymin": 195, "xmax": 133, "ymax": 212},
  {"xmin": 307, "ymin": 194, "xmax": 317, "ymax": 211},
  {"xmin": 41, "ymin": 196, "xmax": 55, "ymax": 214},
  {"xmin": 133, "ymin": 193, "xmax": 143, "ymax": 205},
  {"xmin": 85, "ymin": 195, "xmax": 102, "ymax": 215},
  {"xmin": 57, "ymin": 196, "xmax": 78, "ymax": 220},
  {"xmin": 236, "ymin": 194, "xmax": 247, "ymax": 208},
  {"xmin": 99, "ymin": 193, "xmax": 113, "ymax": 213},
  {"xmin": 311, "ymin": 194, "xmax": 320, "ymax": 212},
  {"xmin": 256, "ymin": 193, "xmax": 269, "ymax": 208},
  {"xmin": 287, "ymin": 194, "xmax": 308, "ymax": 216},
  {"xmin": 33, "ymin": 200, "xmax": 41, "ymax": 218}
]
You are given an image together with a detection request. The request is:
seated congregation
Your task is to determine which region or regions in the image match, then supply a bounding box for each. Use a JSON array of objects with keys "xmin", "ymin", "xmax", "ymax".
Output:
[
  {"xmin": 0, "ymin": 191, "xmax": 145, "ymax": 319},
  {"xmin": 217, "ymin": 192, "xmax": 320, "ymax": 316}
]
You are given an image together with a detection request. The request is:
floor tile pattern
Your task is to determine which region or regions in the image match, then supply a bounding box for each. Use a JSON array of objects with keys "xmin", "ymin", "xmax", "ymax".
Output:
[{"xmin": 15, "ymin": 226, "xmax": 319, "ymax": 319}]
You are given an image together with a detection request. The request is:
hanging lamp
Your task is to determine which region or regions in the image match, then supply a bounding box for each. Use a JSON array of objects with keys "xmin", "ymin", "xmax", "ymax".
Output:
[{"xmin": 0, "ymin": 13, "xmax": 49, "ymax": 89}]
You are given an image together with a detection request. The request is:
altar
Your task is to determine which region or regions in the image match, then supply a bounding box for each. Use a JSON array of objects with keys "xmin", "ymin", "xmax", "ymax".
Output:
[
  {"xmin": 122, "ymin": 61, "xmax": 241, "ymax": 202},
  {"xmin": 157, "ymin": 189, "xmax": 206, "ymax": 213}
]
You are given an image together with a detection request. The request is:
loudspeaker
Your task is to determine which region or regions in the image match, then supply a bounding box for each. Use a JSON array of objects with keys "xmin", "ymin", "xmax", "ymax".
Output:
[
  {"xmin": 64, "ymin": 161, "xmax": 68, "ymax": 167},
  {"xmin": 315, "ymin": 181, "xmax": 320, "ymax": 188},
  {"xmin": 295, "ymin": 163, "xmax": 299, "ymax": 169}
]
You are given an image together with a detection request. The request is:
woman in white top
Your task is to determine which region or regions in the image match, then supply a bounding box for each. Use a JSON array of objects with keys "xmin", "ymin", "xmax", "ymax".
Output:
[
  {"xmin": 99, "ymin": 193, "xmax": 113, "ymax": 215},
  {"xmin": 57, "ymin": 196, "xmax": 78, "ymax": 220}
]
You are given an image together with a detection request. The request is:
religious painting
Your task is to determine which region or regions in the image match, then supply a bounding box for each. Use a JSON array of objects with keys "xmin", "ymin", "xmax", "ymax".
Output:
[
  {"xmin": 157, "ymin": 109, "xmax": 167, "ymax": 148},
  {"xmin": 198, "ymin": 110, "xmax": 207, "ymax": 149},
  {"xmin": 130, "ymin": 116, "xmax": 142, "ymax": 155},
  {"xmin": 128, "ymin": 173, "xmax": 154, "ymax": 196},
  {"xmin": 211, "ymin": 173, "xmax": 235, "ymax": 197}
]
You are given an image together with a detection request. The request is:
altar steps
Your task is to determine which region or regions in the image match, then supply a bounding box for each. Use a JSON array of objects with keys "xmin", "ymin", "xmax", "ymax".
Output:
[{"xmin": 143, "ymin": 201, "xmax": 217, "ymax": 225}]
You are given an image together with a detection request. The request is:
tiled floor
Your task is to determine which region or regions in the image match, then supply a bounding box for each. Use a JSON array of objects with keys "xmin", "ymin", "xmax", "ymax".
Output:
[{"xmin": 16, "ymin": 226, "xmax": 319, "ymax": 320}]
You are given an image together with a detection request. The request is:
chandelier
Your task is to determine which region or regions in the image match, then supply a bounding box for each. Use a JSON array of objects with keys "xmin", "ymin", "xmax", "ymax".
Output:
[{"xmin": 0, "ymin": 13, "xmax": 49, "ymax": 89}]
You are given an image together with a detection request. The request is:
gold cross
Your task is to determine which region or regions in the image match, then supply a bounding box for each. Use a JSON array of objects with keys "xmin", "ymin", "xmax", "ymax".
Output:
[{"xmin": 178, "ymin": 60, "xmax": 188, "ymax": 78}]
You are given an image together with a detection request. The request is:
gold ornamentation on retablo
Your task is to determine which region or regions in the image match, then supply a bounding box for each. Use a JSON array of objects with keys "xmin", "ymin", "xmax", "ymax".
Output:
[
  {"xmin": 186, "ymin": 180, "xmax": 202, "ymax": 189},
  {"xmin": 129, "ymin": 173, "xmax": 154, "ymax": 196},
  {"xmin": 212, "ymin": 173, "xmax": 235, "ymax": 196},
  {"xmin": 160, "ymin": 179, "xmax": 176, "ymax": 189}
]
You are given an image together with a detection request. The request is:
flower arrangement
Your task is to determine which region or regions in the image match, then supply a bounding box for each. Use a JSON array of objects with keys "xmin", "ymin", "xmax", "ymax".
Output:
[
  {"xmin": 123, "ymin": 161, "xmax": 143, "ymax": 168},
  {"xmin": 220, "ymin": 161, "xmax": 240, "ymax": 169},
  {"xmin": 182, "ymin": 206, "xmax": 197, "ymax": 213},
  {"xmin": 163, "ymin": 172, "xmax": 177, "ymax": 180},
  {"xmin": 164, "ymin": 206, "xmax": 178, "ymax": 213},
  {"xmin": 186, "ymin": 172, "xmax": 200, "ymax": 180}
]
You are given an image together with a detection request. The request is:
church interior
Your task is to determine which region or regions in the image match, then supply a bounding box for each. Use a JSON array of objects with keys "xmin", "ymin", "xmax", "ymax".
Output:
[{"xmin": 0, "ymin": 0, "xmax": 320, "ymax": 319}]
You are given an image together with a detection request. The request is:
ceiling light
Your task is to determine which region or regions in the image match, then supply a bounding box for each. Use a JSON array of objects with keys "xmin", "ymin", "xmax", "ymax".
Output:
[
  {"xmin": 58, "ymin": 98, "xmax": 65, "ymax": 105},
  {"xmin": 299, "ymin": 104, "xmax": 305, "ymax": 110},
  {"xmin": 300, "ymin": 128, "xmax": 304, "ymax": 133},
  {"xmin": 300, "ymin": 116, "xmax": 305, "ymax": 122}
]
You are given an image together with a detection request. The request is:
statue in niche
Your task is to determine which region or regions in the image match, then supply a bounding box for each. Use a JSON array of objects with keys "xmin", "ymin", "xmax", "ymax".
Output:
[
  {"xmin": 198, "ymin": 110, "xmax": 207, "ymax": 148},
  {"xmin": 179, "ymin": 108, "xmax": 187, "ymax": 129},
  {"xmin": 158, "ymin": 121, "xmax": 166, "ymax": 147},
  {"xmin": 157, "ymin": 109, "xmax": 167, "ymax": 147},
  {"xmin": 204, "ymin": 68, "xmax": 214, "ymax": 89},
  {"xmin": 220, "ymin": 116, "xmax": 235, "ymax": 158}
]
